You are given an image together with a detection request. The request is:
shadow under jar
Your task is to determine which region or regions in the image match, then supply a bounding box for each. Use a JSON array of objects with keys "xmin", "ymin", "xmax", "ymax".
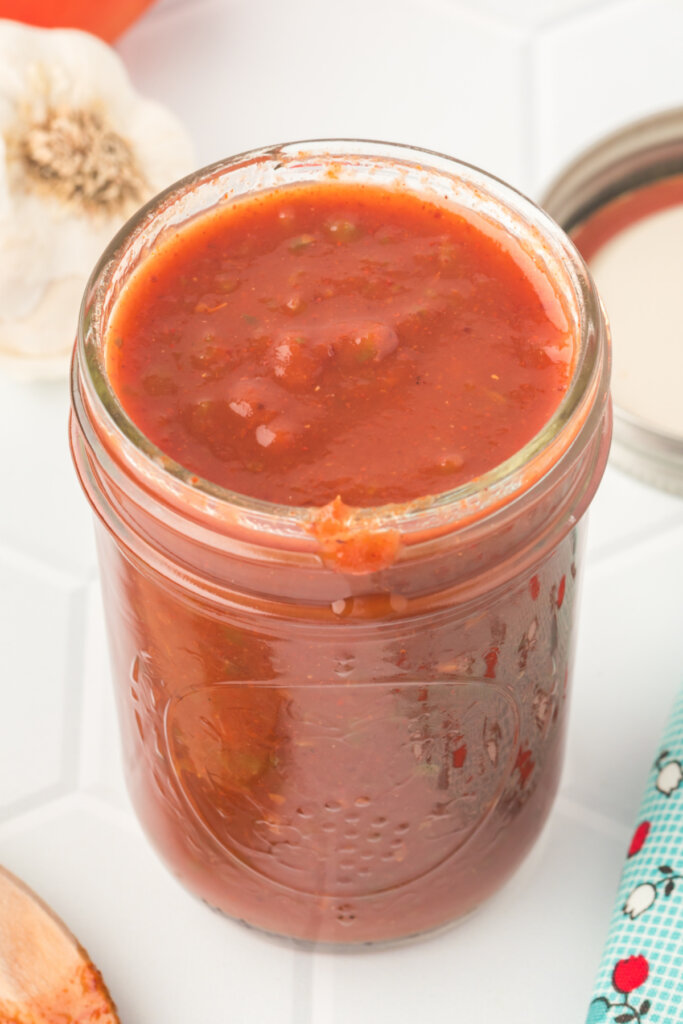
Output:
[{"xmin": 70, "ymin": 140, "xmax": 611, "ymax": 945}]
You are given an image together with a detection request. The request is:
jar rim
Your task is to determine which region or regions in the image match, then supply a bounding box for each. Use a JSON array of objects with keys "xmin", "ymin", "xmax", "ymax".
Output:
[{"xmin": 73, "ymin": 138, "xmax": 609, "ymax": 546}]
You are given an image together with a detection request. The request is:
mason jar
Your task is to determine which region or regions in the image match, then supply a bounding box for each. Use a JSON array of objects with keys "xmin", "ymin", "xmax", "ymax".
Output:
[{"xmin": 70, "ymin": 140, "xmax": 611, "ymax": 945}]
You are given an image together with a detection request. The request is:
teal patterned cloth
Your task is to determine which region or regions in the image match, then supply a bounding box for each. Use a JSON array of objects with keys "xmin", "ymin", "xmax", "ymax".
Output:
[{"xmin": 587, "ymin": 685, "xmax": 683, "ymax": 1023}]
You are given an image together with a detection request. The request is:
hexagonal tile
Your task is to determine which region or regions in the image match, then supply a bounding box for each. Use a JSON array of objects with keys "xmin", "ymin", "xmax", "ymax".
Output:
[
  {"xmin": 119, "ymin": 0, "xmax": 532, "ymax": 191},
  {"xmin": 0, "ymin": 550, "xmax": 85, "ymax": 815},
  {"xmin": 286, "ymin": 803, "xmax": 623, "ymax": 1024},
  {"xmin": 0, "ymin": 376, "xmax": 96, "ymax": 580},
  {"xmin": 566, "ymin": 522, "xmax": 683, "ymax": 826},
  {"xmin": 78, "ymin": 582, "xmax": 129, "ymax": 809},
  {"xmin": 0, "ymin": 791, "xmax": 627, "ymax": 1024},
  {"xmin": 0, "ymin": 796, "xmax": 300, "ymax": 1024},
  {"xmin": 534, "ymin": 0, "xmax": 683, "ymax": 191},
  {"xmin": 456, "ymin": 0, "xmax": 625, "ymax": 29},
  {"xmin": 586, "ymin": 464, "xmax": 683, "ymax": 565}
]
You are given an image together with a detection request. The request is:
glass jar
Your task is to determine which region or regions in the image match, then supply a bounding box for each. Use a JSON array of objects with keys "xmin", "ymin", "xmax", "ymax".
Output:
[{"xmin": 70, "ymin": 140, "xmax": 611, "ymax": 945}]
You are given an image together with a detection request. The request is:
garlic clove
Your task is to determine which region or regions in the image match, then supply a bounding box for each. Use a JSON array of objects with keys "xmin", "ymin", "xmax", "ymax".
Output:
[
  {"xmin": 0, "ymin": 19, "xmax": 196, "ymax": 380},
  {"xmin": 124, "ymin": 98, "xmax": 196, "ymax": 192},
  {"xmin": 0, "ymin": 208, "xmax": 51, "ymax": 319},
  {"xmin": 0, "ymin": 276, "xmax": 82, "ymax": 379}
]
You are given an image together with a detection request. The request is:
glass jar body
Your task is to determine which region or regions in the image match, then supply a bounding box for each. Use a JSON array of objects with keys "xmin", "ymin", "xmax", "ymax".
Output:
[
  {"xmin": 70, "ymin": 139, "xmax": 611, "ymax": 944},
  {"xmin": 90, "ymin": 513, "xmax": 583, "ymax": 944}
]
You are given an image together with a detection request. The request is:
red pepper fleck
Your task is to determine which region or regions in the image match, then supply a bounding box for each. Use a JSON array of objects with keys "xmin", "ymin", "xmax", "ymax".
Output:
[
  {"xmin": 529, "ymin": 574, "xmax": 540, "ymax": 600},
  {"xmin": 484, "ymin": 647, "xmax": 499, "ymax": 679},
  {"xmin": 556, "ymin": 574, "xmax": 566, "ymax": 608},
  {"xmin": 452, "ymin": 744, "xmax": 467, "ymax": 768},
  {"xmin": 515, "ymin": 746, "xmax": 535, "ymax": 787}
]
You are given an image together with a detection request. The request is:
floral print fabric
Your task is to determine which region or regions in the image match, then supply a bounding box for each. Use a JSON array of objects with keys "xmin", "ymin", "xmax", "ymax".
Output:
[{"xmin": 587, "ymin": 686, "xmax": 683, "ymax": 1022}]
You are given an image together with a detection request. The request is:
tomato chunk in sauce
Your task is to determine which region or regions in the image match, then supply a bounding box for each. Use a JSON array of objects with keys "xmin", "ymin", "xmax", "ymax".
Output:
[{"xmin": 107, "ymin": 182, "xmax": 572, "ymax": 507}]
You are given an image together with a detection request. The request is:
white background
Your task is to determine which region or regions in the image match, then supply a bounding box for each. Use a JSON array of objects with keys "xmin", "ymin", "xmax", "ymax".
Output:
[{"xmin": 1, "ymin": 0, "xmax": 683, "ymax": 1020}]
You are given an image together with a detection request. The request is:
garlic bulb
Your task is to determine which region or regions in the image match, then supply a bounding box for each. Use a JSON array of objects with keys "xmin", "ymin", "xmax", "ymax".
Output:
[{"xmin": 0, "ymin": 19, "xmax": 195, "ymax": 379}]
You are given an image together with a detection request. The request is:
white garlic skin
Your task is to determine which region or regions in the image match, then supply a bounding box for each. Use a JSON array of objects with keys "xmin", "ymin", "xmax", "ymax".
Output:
[{"xmin": 0, "ymin": 19, "xmax": 195, "ymax": 379}]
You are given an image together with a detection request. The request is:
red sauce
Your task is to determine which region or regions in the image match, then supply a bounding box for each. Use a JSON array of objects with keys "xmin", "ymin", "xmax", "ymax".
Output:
[
  {"xmin": 84, "ymin": 177, "xmax": 588, "ymax": 944},
  {"xmin": 107, "ymin": 182, "xmax": 572, "ymax": 507},
  {"xmin": 98, "ymin": 537, "xmax": 576, "ymax": 944}
]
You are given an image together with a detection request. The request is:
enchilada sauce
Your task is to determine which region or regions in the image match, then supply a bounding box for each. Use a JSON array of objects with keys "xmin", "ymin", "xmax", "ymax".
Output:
[
  {"xmin": 101, "ymin": 181, "xmax": 576, "ymax": 942},
  {"xmin": 107, "ymin": 182, "xmax": 572, "ymax": 507}
]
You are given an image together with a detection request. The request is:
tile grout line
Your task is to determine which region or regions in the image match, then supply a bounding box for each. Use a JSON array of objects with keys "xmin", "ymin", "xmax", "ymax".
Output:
[
  {"xmin": 0, "ymin": 789, "xmax": 140, "ymax": 844},
  {"xmin": 0, "ymin": 783, "xmax": 72, "ymax": 834},
  {"xmin": 72, "ymin": 582, "xmax": 128, "ymax": 808},
  {"xmin": 0, "ymin": 539, "xmax": 94, "ymax": 591},
  {"xmin": 308, "ymin": 954, "xmax": 337, "ymax": 1024},
  {"xmin": 130, "ymin": 0, "xmax": 531, "ymax": 45},
  {"xmin": 430, "ymin": 0, "xmax": 641, "ymax": 35},
  {"xmin": 555, "ymin": 792, "xmax": 631, "ymax": 844},
  {"xmin": 72, "ymin": 790, "xmax": 140, "ymax": 833},
  {"xmin": 588, "ymin": 511, "xmax": 683, "ymax": 570},
  {"xmin": 116, "ymin": 0, "xmax": 236, "ymax": 42},
  {"xmin": 414, "ymin": 0, "xmax": 528, "ymax": 36},
  {"xmin": 0, "ymin": 791, "xmax": 78, "ymax": 843},
  {"xmin": 62, "ymin": 584, "xmax": 90, "ymax": 795},
  {"xmin": 290, "ymin": 951, "xmax": 314, "ymax": 1024},
  {"xmin": 521, "ymin": 28, "xmax": 539, "ymax": 198},
  {"xmin": 538, "ymin": 0, "xmax": 645, "ymax": 33}
]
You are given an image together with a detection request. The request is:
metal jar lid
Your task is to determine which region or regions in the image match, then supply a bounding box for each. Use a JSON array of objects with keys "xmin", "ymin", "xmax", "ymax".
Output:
[{"xmin": 541, "ymin": 107, "xmax": 683, "ymax": 496}]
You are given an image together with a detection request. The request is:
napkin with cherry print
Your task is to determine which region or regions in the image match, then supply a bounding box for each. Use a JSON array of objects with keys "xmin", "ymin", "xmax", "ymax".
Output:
[{"xmin": 586, "ymin": 686, "xmax": 683, "ymax": 1023}]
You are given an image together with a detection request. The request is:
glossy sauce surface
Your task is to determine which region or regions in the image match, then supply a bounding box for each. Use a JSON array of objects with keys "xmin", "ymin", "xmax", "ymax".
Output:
[{"xmin": 107, "ymin": 181, "xmax": 572, "ymax": 507}]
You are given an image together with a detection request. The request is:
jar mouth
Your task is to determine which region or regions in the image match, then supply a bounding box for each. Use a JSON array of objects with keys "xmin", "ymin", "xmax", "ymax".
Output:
[{"xmin": 74, "ymin": 138, "xmax": 609, "ymax": 543}]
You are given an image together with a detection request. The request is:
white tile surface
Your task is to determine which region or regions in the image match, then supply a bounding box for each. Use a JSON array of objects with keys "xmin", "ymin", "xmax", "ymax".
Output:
[
  {"xmin": 566, "ymin": 523, "xmax": 683, "ymax": 826},
  {"xmin": 458, "ymin": 0, "xmax": 626, "ymax": 28},
  {"xmin": 534, "ymin": 0, "xmax": 683, "ymax": 192},
  {"xmin": 0, "ymin": 376, "xmax": 97, "ymax": 579},
  {"xmin": 118, "ymin": 0, "xmax": 531, "ymax": 191},
  {"xmin": 0, "ymin": 550, "xmax": 83, "ymax": 816},
  {"xmin": 316, "ymin": 801, "xmax": 626, "ymax": 1024},
  {"xmin": 0, "ymin": 797, "xmax": 299, "ymax": 1024},
  {"xmin": 1, "ymin": 0, "xmax": 683, "ymax": 1021},
  {"xmin": 78, "ymin": 583, "xmax": 128, "ymax": 809},
  {"xmin": 586, "ymin": 463, "xmax": 683, "ymax": 564}
]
